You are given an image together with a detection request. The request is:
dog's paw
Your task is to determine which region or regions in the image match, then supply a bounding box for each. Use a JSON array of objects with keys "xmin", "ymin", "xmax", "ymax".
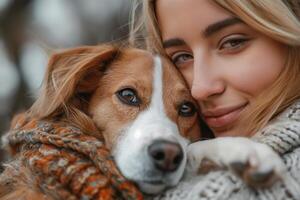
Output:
[{"xmin": 186, "ymin": 137, "xmax": 286, "ymax": 187}]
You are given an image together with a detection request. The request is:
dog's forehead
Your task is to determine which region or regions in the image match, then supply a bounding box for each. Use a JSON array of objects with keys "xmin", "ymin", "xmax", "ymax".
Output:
[
  {"xmin": 119, "ymin": 49, "xmax": 191, "ymax": 98},
  {"xmin": 115, "ymin": 49, "xmax": 155, "ymax": 77},
  {"xmin": 119, "ymin": 48, "xmax": 188, "ymax": 87}
]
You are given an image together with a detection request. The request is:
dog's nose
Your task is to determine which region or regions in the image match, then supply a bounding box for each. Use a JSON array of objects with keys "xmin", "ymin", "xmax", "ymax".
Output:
[{"xmin": 148, "ymin": 140, "xmax": 183, "ymax": 172}]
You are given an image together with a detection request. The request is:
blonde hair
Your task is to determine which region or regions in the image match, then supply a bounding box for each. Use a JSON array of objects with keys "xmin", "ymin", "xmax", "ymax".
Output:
[{"xmin": 130, "ymin": 0, "xmax": 300, "ymax": 135}]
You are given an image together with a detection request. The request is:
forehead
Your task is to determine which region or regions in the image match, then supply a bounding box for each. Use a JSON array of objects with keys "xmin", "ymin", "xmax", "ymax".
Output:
[{"xmin": 155, "ymin": 0, "xmax": 232, "ymax": 39}]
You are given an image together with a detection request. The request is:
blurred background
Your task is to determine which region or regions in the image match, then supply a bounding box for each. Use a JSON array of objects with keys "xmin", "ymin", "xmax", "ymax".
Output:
[{"xmin": 0, "ymin": 0, "xmax": 133, "ymax": 165}]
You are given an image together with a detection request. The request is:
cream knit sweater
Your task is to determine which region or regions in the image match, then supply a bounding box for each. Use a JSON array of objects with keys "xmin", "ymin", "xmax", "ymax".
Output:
[{"xmin": 154, "ymin": 100, "xmax": 300, "ymax": 200}]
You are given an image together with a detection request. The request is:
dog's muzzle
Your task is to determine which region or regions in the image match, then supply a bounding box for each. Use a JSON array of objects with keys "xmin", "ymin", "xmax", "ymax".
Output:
[
  {"xmin": 114, "ymin": 115, "xmax": 189, "ymax": 194},
  {"xmin": 148, "ymin": 140, "xmax": 183, "ymax": 173}
]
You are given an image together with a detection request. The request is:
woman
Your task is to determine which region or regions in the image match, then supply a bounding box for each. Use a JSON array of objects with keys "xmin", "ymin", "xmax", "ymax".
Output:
[{"xmin": 131, "ymin": 0, "xmax": 300, "ymax": 199}]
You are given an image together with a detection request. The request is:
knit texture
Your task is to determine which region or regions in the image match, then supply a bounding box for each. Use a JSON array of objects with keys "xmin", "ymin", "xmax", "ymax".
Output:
[
  {"xmin": 153, "ymin": 100, "xmax": 300, "ymax": 200},
  {"xmin": 1, "ymin": 115, "xmax": 143, "ymax": 200}
]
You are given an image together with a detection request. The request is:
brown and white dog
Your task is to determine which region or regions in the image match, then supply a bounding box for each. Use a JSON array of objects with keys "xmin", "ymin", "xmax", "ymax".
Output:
[
  {"xmin": 0, "ymin": 44, "xmax": 201, "ymax": 196},
  {"xmin": 0, "ymin": 44, "xmax": 284, "ymax": 198}
]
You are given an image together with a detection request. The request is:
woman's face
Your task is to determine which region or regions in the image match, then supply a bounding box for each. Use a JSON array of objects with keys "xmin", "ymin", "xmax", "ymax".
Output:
[{"xmin": 156, "ymin": 0, "xmax": 287, "ymax": 137}]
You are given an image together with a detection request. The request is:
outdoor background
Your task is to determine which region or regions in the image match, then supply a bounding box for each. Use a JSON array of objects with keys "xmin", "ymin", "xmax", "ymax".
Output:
[{"xmin": 0, "ymin": 0, "xmax": 133, "ymax": 165}]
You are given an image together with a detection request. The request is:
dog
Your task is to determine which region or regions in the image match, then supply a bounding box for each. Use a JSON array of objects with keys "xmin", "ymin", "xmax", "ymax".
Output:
[
  {"xmin": 0, "ymin": 44, "xmax": 201, "ymax": 198},
  {"xmin": 0, "ymin": 44, "xmax": 284, "ymax": 199}
]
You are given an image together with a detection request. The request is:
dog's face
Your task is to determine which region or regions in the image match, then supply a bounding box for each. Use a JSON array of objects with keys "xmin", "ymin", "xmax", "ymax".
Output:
[
  {"xmin": 38, "ymin": 45, "xmax": 200, "ymax": 194},
  {"xmin": 88, "ymin": 48, "xmax": 200, "ymax": 194}
]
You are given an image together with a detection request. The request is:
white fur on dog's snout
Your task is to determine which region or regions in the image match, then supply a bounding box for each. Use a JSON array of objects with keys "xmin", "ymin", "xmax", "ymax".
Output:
[{"xmin": 113, "ymin": 56, "xmax": 188, "ymax": 194}]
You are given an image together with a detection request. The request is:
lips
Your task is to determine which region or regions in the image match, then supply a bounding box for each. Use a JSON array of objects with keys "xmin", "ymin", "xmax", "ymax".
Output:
[{"xmin": 202, "ymin": 103, "xmax": 248, "ymax": 129}]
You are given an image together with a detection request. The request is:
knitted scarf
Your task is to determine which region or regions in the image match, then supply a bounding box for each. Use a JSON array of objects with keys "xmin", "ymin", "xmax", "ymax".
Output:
[{"xmin": 3, "ymin": 114, "xmax": 144, "ymax": 200}]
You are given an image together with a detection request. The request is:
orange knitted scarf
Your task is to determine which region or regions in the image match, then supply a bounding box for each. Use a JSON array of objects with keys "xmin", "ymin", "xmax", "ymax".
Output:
[{"xmin": 4, "ymin": 114, "xmax": 143, "ymax": 200}]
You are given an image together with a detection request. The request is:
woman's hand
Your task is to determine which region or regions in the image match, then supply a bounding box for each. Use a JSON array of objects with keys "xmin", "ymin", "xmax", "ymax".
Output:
[{"xmin": 186, "ymin": 137, "xmax": 286, "ymax": 187}]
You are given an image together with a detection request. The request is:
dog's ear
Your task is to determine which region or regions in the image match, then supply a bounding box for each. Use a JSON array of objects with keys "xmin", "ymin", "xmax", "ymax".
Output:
[{"xmin": 29, "ymin": 45, "xmax": 119, "ymax": 121}]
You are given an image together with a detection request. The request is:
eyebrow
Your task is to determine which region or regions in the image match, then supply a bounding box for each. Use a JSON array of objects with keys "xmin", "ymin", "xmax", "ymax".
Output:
[
  {"xmin": 204, "ymin": 17, "xmax": 242, "ymax": 37},
  {"xmin": 162, "ymin": 17, "xmax": 242, "ymax": 49},
  {"xmin": 163, "ymin": 38, "xmax": 186, "ymax": 49}
]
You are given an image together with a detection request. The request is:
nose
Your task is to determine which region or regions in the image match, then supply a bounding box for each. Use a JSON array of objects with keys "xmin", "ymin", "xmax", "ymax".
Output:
[
  {"xmin": 190, "ymin": 58, "xmax": 225, "ymax": 100},
  {"xmin": 148, "ymin": 140, "xmax": 183, "ymax": 172}
]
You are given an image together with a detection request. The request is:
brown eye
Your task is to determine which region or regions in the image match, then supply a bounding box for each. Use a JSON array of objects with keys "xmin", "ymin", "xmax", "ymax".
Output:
[
  {"xmin": 178, "ymin": 101, "xmax": 197, "ymax": 117},
  {"xmin": 116, "ymin": 88, "xmax": 140, "ymax": 106}
]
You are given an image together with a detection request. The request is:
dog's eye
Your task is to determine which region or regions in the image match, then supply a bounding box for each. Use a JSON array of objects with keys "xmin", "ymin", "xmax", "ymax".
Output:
[
  {"xmin": 178, "ymin": 102, "xmax": 197, "ymax": 117},
  {"xmin": 116, "ymin": 88, "xmax": 140, "ymax": 106}
]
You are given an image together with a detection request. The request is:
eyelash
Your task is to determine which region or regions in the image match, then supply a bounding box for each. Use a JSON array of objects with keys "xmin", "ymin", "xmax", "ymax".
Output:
[
  {"xmin": 218, "ymin": 37, "xmax": 250, "ymax": 52},
  {"xmin": 171, "ymin": 53, "xmax": 193, "ymax": 67}
]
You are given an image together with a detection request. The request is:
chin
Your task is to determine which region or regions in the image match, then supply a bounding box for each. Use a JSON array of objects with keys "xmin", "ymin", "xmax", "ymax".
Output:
[{"xmin": 212, "ymin": 125, "xmax": 237, "ymax": 137}]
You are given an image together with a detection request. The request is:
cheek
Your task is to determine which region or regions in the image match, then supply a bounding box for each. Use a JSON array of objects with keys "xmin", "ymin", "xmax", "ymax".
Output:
[
  {"xmin": 89, "ymin": 100, "xmax": 120, "ymax": 149},
  {"xmin": 225, "ymin": 42, "xmax": 286, "ymax": 96},
  {"xmin": 182, "ymin": 117, "xmax": 201, "ymax": 142},
  {"xmin": 89, "ymin": 95, "xmax": 139, "ymax": 149},
  {"xmin": 176, "ymin": 115, "xmax": 201, "ymax": 141}
]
